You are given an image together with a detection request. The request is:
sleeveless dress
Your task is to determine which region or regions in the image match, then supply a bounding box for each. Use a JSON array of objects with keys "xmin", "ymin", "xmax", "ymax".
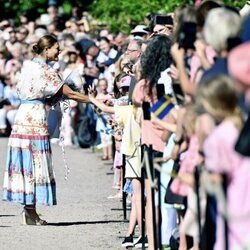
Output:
[{"xmin": 2, "ymin": 58, "xmax": 63, "ymax": 206}]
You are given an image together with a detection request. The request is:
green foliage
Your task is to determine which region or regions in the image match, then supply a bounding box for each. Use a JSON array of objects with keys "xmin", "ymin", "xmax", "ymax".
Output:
[
  {"xmin": 0, "ymin": 0, "xmax": 247, "ymax": 32},
  {"xmin": 224, "ymin": 0, "xmax": 246, "ymax": 6},
  {"xmin": 90, "ymin": 0, "xmax": 190, "ymax": 33},
  {"xmin": 2, "ymin": 0, "xmax": 47, "ymax": 20},
  {"xmin": 0, "ymin": 0, "xmax": 89, "ymax": 23},
  {"xmin": 89, "ymin": 0, "xmax": 246, "ymax": 33}
]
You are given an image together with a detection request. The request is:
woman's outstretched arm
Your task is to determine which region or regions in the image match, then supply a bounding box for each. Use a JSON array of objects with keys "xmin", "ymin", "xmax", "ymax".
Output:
[
  {"xmin": 62, "ymin": 84, "xmax": 89, "ymax": 103},
  {"xmin": 88, "ymin": 85, "xmax": 115, "ymax": 114}
]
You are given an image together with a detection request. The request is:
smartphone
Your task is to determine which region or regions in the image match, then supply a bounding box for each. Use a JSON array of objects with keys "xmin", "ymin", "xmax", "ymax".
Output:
[
  {"xmin": 154, "ymin": 15, "xmax": 173, "ymax": 26},
  {"xmin": 177, "ymin": 22, "xmax": 197, "ymax": 50},
  {"xmin": 142, "ymin": 102, "xmax": 151, "ymax": 120},
  {"xmin": 156, "ymin": 84, "xmax": 165, "ymax": 100}
]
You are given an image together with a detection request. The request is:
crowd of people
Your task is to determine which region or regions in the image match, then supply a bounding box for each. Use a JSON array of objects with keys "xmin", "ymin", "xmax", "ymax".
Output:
[{"xmin": 1, "ymin": 0, "xmax": 250, "ymax": 249}]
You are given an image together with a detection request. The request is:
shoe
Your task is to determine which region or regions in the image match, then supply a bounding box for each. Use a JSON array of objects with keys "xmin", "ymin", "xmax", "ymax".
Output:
[
  {"xmin": 22, "ymin": 209, "xmax": 48, "ymax": 226},
  {"xmin": 101, "ymin": 156, "xmax": 109, "ymax": 160},
  {"xmin": 34, "ymin": 217, "xmax": 48, "ymax": 225},
  {"xmin": 134, "ymin": 235, "xmax": 148, "ymax": 248},
  {"xmin": 121, "ymin": 234, "xmax": 134, "ymax": 247},
  {"xmin": 22, "ymin": 210, "xmax": 36, "ymax": 225},
  {"xmin": 107, "ymin": 193, "xmax": 122, "ymax": 199},
  {"xmin": 112, "ymin": 184, "xmax": 121, "ymax": 190}
]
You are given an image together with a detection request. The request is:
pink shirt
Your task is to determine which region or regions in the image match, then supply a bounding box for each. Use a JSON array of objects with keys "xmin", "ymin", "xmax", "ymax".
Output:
[
  {"xmin": 171, "ymin": 135, "xmax": 199, "ymax": 196},
  {"xmin": 190, "ymin": 46, "xmax": 216, "ymax": 83},
  {"xmin": 204, "ymin": 121, "xmax": 250, "ymax": 250},
  {"xmin": 133, "ymin": 79, "xmax": 166, "ymax": 152}
]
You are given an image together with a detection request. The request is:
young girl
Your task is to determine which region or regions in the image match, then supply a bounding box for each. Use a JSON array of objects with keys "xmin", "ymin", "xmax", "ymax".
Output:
[
  {"xmin": 95, "ymin": 78, "xmax": 113, "ymax": 160},
  {"xmin": 199, "ymin": 75, "xmax": 250, "ymax": 250},
  {"xmin": 88, "ymin": 73, "xmax": 144, "ymax": 248}
]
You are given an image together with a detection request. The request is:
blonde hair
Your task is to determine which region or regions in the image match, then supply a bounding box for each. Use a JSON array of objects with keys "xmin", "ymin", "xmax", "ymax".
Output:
[
  {"xmin": 204, "ymin": 7, "xmax": 241, "ymax": 52},
  {"xmin": 197, "ymin": 75, "xmax": 243, "ymax": 129}
]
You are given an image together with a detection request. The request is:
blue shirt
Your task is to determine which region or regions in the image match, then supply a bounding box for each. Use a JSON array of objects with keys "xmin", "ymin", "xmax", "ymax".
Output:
[{"xmin": 200, "ymin": 57, "xmax": 228, "ymax": 85}]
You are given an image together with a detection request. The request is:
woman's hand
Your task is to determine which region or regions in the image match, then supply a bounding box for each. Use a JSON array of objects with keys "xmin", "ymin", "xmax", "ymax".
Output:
[
  {"xmin": 150, "ymin": 112, "xmax": 158, "ymax": 123},
  {"xmin": 171, "ymin": 43, "xmax": 185, "ymax": 66},
  {"xmin": 87, "ymin": 85, "xmax": 115, "ymax": 114},
  {"xmin": 170, "ymin": 64, "xmax": 180, "ymax": 80}
]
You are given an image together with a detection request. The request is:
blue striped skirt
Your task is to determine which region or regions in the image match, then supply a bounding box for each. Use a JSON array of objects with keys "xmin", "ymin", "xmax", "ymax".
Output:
[{"xmin": 3, "ymin": 134, "xmax": 57, "ymax": 206}]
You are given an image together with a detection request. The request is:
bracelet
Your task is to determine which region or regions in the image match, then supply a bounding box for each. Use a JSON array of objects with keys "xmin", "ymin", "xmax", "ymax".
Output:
[
  {"xmin": 173, "ymin": 137, "xmax": 184, "ymax": 145},
  {"xmin": 198, "ymin": 150, "xmax": 205, "ymax": 157}
]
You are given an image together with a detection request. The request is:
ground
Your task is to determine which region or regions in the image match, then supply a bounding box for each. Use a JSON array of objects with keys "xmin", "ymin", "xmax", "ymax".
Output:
[{"xmin": 0, "ymin": 138, "xmax": 130, "ymax": 250}]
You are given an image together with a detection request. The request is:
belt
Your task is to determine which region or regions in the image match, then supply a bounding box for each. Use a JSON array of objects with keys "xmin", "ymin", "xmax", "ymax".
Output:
[{"xmin": 21, "ymin": 99, "xmax": 45, "ymax": 105}]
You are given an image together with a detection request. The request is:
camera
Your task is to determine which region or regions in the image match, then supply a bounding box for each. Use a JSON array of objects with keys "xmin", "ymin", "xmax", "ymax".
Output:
[
  {"xmin": 177, "ymin": 22, "xmax": 197, "ymax": 50},
  {"xmin": 154, "ymin": 15, "xmax": 173, "ymax": 26}
]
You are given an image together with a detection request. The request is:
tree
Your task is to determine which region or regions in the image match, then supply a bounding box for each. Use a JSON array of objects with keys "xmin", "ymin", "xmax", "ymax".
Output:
[
  {"xmin": 0, "ymin": 0, "xmax": 93, "ymax": 24},
  {"xmin": 0, "ymin": 0, "xmax": 246, "ymax": 32},
  {"xmin": 89, "ymin": 0, "xmax": 246, "ymax": 33}
]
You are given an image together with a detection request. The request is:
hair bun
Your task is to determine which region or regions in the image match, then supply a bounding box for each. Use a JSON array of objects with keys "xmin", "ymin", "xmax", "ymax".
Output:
[{"xmin": 32, "ymin": 44, "xmax": 39, "ymax": 54}]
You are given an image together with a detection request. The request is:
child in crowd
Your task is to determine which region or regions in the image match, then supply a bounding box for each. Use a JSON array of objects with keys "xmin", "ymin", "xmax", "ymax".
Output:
[
  {"xmin": 95, "ymin": 78, "xmax": 113, "ymax": 160},
  {"xmin": 199, "ymin": 75, "xmax": 250, "ymax": 250}
]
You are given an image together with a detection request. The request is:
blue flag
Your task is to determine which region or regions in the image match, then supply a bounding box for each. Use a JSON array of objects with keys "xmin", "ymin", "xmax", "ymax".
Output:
[{"xmin": 150, "ymin": 95, "xmax": 174, "ymax": 119}]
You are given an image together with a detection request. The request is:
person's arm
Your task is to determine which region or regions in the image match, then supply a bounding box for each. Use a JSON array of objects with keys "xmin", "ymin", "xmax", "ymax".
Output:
[
  {"xmin": 132, "ymin": 79, "xmax": 147, "ymax": 107},
  {"xmin": 62, "ymin": 84, "xmax": 89, "ymax": 103},
  {"xmin": 171, "ymin": 43, "xmax": 197, "ymax": 96},
  {"xmin": 194, "ymin": 39, "xmax": 212, "ymax": 70},
  {"xmin": 88, "ymin": 86, "xmax": 114, "ymax": 114},
  {"xmin": 169, "ymin": 107, "xmax": 187, "ymax": 160},
  {"xmin": 89, "ymin": 95, "xmax": 114, "ymax": 114},
  {"xmin": 151, "ymin": 113, "xmax": 177, "ymax": 133}
]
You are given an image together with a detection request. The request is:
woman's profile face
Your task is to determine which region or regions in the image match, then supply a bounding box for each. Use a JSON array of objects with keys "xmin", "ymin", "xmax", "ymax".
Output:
[{"xmin": 46, "ymin": 42, "xmax": 60, "ymax": 61}]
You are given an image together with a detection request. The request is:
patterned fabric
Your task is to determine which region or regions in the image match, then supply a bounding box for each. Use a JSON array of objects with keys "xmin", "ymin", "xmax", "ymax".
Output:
[{"xmin": 2, "ymin": 58, "xmax": 63, "ymax": 206}]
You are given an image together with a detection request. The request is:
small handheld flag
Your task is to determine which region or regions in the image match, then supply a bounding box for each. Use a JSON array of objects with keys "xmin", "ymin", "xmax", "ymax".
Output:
[{"xmin": 150, "ymin": 95, "xmax": 174, "ymax": 119}]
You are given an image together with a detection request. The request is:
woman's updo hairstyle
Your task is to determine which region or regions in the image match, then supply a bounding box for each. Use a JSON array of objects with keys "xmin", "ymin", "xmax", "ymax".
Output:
[{"xmin": 32, "ymin": 35, "xmax": 58, "ymax": 55}]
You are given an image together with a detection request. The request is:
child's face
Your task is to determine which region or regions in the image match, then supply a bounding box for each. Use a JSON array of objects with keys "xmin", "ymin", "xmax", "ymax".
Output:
[{"xmin": 98, "ymin": 80, "xmax": 108, "ymax": 92}]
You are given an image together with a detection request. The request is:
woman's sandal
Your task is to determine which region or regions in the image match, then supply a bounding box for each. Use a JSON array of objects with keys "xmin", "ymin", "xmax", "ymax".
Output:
[{"xmin": 22, "ymin": 207, "xmax": 48, "ymax": 226}]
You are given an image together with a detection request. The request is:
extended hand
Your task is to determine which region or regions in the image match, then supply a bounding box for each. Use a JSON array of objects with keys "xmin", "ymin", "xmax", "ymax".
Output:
[{"xmin": 87, "ymin": 84, "xmax": 96, "ymax": 99}]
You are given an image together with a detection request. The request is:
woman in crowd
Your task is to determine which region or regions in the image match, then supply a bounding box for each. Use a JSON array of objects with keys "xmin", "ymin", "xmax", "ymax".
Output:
[
  {"xmin": 2, "ymin": 35, "xmax": 89, "ymax": 225},
  {"xmin": 132, "ymin": 34, "xmax": 173, "ymax": 250}
]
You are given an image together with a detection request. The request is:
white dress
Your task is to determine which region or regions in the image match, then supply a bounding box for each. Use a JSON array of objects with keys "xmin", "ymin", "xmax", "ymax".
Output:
[{"xmin": 2, "ymin": 58, "xmax": 63, "ymax": 206}]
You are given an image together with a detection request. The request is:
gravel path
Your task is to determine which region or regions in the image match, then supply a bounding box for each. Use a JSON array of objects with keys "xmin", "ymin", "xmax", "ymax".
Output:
[{"xmin": 0, "ymin": 138, "xmax": 129, "ymax": 250}]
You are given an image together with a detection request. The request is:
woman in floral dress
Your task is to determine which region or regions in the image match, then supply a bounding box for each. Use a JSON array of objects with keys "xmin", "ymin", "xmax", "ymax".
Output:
[{"xmin": 2, "ymin": 35, "xmax": 89, "ymax": 225}]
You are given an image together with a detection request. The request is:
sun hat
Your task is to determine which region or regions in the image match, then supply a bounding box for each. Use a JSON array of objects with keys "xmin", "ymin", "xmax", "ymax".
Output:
[
  {"xmin": 119, "ymin": 75, "xmax": 132, "ymax": 87},
  {"xmin": 130, "ymin": 25, "xmax": 148, "ymax": 35}
]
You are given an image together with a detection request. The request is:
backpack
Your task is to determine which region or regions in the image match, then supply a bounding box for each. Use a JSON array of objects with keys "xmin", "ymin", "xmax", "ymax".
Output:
[{"xmin": 77, "ymin": 104, "xmax": 97, "ymax": 148}]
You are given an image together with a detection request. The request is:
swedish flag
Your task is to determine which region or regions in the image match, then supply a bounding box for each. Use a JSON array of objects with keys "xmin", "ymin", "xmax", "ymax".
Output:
[{"xmin": 150, "ymin": 95, "xmax": 174, "ymax": 119}]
